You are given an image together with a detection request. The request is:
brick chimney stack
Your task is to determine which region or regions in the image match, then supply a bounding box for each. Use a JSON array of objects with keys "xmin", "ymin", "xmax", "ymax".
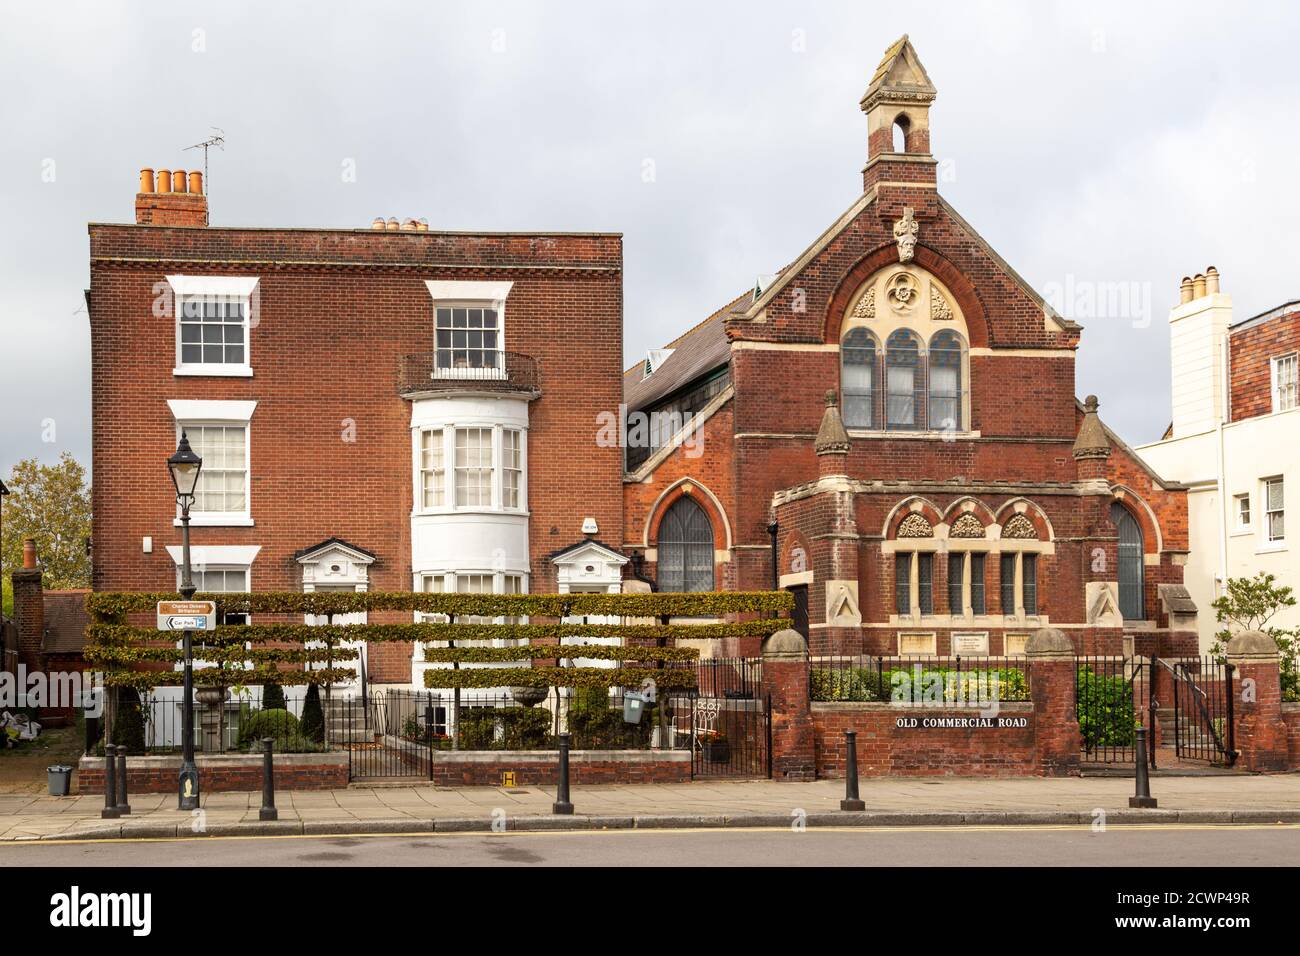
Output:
[
  {"xmin": 11, "ymin": 537, "xmax": 45, "ymax": 674},
  {"xmin": 135, "ymin": 167, "xmax": 208, "ymax": 226}
]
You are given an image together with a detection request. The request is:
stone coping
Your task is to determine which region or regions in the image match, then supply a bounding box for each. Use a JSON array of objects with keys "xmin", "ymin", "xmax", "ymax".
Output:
[{"xmin": 429, "ymin": 749, "xmax": 690, "ymax": 764}]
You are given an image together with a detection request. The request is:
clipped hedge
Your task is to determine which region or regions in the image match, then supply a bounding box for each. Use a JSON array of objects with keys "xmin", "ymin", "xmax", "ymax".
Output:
[
  {"xmin": 423, "ymin": 666, "xmax": 697, "ymax": 690},
  {"xmin": 104, "ymin": 666, "xmax": 356, "ymax": 690},
  {"xmin": 85, "ymin": 589, "xmax": 793, "ymax": 621},
  {"xmin": 419, "ymin": 644, "xmax": 699, "ymax": 663}
]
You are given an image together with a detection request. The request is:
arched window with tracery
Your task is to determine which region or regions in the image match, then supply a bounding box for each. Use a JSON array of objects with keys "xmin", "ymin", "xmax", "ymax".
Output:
[
  {"xmin": 657, "ymin": 496, "xmax": 714, "ymax": 592},
  {"xmin": 885, "ymin": 329, "xmax": 925, "ymax": 431},
  {"xmin": 841, "ymin": 328, "xmax": 878, "ymax": 429},
  {"xmin": 928, "ymin": 330, "xmax": 965, "ymax": 431}
]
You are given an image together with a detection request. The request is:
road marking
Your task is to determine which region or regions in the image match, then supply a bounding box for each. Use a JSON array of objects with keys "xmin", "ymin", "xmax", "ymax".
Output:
[{"xmin": 3, "ymin": 822, "xmax": 1299, "ymax": 848}]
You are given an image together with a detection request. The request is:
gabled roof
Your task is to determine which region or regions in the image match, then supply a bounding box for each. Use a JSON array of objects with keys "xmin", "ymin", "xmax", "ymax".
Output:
[
  {"xmin": 549, "ymin": 539, "xmax": 629, "ymax": 566},
  {"xmin": 861, "ymin": 34, "xmax": 937, "ymax": 109},
  {"xmin": 624, "ymin": 289, "xmax": 747, "ymax": 412},
  {"xmin": 293, "ymin": 537, "xmax": 377, "ymax": 564},
  {"xmin": 735, "ymin": 188, "xmax": 1076, "ymax": 335},
  {"xmin": 43, "ymin": 590, "xmax": 90, "ymax": 655}
]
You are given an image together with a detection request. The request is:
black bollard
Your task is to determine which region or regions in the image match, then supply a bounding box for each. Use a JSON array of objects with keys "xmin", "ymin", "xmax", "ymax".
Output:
[
  {"xmin": 115, "ymin": 744, "xmax": 131, "ymax": 815},
  {"xmin": 840, "ymin": 730, "xmax": 865, "ymax": 811},
  {"xmin": 552, "ymin": 732, "xmax": 573, "ymax": 815},
  {"xmin": 1129, "ymin": 725, "xmax": 1157, "ymax": 808},
  {"xmin": 259, "ymin": 737, "xmax": 278, "ymax": 822},
  {"xmin": 101, "ymin": 745, "xmax": 121, "ymax": 820}
]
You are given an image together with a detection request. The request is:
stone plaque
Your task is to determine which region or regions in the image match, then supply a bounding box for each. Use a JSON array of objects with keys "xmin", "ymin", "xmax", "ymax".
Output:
[
  {"xmin": 950, "ymin": 631, "xmax": 989, "ymax": 655},
  {"xmin": 897, "ymin": 631, "xmax": 937, "ymax": 656},
  {"xmin": 1004, "ymin": 633, "xmax": 1030, "ymax": 656}
]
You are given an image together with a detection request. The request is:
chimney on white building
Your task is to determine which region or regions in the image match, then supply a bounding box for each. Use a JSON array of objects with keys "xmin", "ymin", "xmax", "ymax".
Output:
[{"xmin": 1168, "ymin": 266, "xmax": 1232, "ymax": 438}]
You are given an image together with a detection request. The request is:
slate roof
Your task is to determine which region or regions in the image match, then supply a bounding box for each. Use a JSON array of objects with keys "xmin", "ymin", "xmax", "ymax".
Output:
[{"xmin": 623, "ymin": 289, "xmax": 749, "ymax": 413}]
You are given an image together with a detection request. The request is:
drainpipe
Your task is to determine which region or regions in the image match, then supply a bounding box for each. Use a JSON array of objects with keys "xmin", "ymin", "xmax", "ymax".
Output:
[
  {"xmin": 767, "ymin": 521, "xmax": 779, "ymax": 591},
  {"xmin": 1215, "ymin": 329, "xmax": 1231, "ymax": 599}
]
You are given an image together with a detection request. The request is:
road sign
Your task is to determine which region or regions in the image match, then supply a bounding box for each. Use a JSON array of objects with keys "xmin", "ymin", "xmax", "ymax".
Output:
[{"xmin": 156, "ymin": 600, "xmax": 218, "ymax": 632}]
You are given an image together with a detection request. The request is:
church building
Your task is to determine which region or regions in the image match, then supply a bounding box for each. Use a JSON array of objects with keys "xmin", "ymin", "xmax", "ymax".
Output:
[{"xmin": 622, "ymin": 36, "xmax": 1196, "ymax": 660}]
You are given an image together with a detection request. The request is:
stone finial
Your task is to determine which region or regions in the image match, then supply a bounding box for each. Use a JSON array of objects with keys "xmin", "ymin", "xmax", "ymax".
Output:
[
  {"xmin": 1024, "ymin": 627, "xmax": 1074, "ymax": 658},
  {"xmin": 1226, "ymin": 629, "xmax": 1279, "ymax": 660},
  {"xmin": 1072, "ymin": 395, "xmax": 1111, "ymax": 460},
  {"xmin": 762, "ymin": 628, "xmax": 809, "ymax": 660},
  {"xmin": 815, "ymin": 390, "xmax": 851, "ymax": 456}
]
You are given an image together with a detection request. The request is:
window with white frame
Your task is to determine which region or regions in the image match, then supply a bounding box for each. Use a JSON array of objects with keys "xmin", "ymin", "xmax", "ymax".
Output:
[
  {"xmin": 1234, "ymin": 494, "xmax": 1251, "ymax": 532},
  {"xmin": 1272, "ymin": 353, "xmax": 1299, "ymax": 413},
  {"xmin": 168, "ymin": 276, "xmax": 258, "ymax": 376},
  {"xmin": 502, "ymin": 429, "xmax": 523, "ymax": 510},
  {"xmin": 1265, "ymin": 478, "xmax": 1285, "ymax": 542},
  {"xmin": 454, "ymin": 428, "xmax": 494, "ymax": 507},
  {"xmin": 420, "ymin": 428, "xmax": 445, "ymax": 508},
  {"xmin": 417, "ymin": 572, "xmax": 527, "ymax": 631},
  {"xmin": 435, "ymin": 305, "xmax": 501, "ymax": 373},
  {"xmin": 189, "ymin": 567, "xmax": 250, "ymax": 625},
  {"xmin": 179, "ymin": 297, "xmax": 246, "ymax": 367},
  {"xmin": 185, "ymin": 425, "xmax": 249, "ymax": 517}
]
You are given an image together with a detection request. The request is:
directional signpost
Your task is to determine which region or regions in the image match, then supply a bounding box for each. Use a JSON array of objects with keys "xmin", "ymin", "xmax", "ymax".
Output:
[
  {"xmin": 157, "ymin": 600, "xmax": 217, "ymax": 633},
  {"xmin": 158, "ymin": 600, "xmax": 215, "ymax": 810}
]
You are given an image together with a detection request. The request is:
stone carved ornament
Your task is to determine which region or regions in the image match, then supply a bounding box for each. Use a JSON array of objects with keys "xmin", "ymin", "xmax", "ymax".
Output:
[
  {"xmin": 886, "ymin": 271, "xmax": 920, "ymax": 314},
  {"xmin": 852, "ymin": 285, "xmax": 876, "ymax": 319},
  {"xmin": 949, "ymin": 513, "xmax": 986, "ymax": 538},
  {"xmin": 930, "ymin": 283, "xmax": 954, "ymax": 322},
  {"xmin": 1001, "ymin": 514, "xmax": 1038, "ymax": 539},
  {"xmin": 896, "ymin": 512, "xmax": 934, "ymax": 538},
  {"xmin": 893, "ymin": 206, "xmax": 919, "ymax": 263}
]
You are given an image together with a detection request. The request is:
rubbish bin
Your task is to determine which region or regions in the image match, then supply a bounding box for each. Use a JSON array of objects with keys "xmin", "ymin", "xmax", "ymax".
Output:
[{"xmin": 47, "ymin": 765, "xmax": 73, "ymax": 797}]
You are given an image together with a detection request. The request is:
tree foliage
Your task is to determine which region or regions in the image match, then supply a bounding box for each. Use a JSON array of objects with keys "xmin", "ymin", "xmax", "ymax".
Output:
[
  {"xmin": 1210, "ymin": 572, "xmax": 1299, "ymax": 701},
  {"xmin": 1, "ymin": 453, "xmax": 92, "ymax": 590}
]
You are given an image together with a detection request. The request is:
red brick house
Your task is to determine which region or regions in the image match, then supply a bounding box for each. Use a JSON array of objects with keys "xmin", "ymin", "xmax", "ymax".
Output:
[
  {"xmin": 622, "ymin": 36, "xmax": 1194, "ymax": 659},
  {"xmin": 89, "ymin": 173, "xmax": 624, "ymax": 689}
]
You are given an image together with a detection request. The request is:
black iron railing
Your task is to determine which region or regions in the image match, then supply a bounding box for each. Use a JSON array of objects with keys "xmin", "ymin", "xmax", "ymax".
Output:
[
  {"xmin": 811, "ymin": 655, "xmax": 1030, "ymax": 703},
  {"xmin": 397, "ymin": 350, "xmax": 541, "ymax": 397}
]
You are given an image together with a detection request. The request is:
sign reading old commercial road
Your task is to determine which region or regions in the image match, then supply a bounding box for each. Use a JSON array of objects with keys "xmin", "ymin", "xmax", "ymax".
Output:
[{"xmin": 156, "ymin": 600, "xmax": 218, "ymax": 632}]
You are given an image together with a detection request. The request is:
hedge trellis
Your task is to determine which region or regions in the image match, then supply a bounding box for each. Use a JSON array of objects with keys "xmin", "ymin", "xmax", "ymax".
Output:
[{"xmin": 85, "ymin": 590, "xmax": 794, "ymax": 690}]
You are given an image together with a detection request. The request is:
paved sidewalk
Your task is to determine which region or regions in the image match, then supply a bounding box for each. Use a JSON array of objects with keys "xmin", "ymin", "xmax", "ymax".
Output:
[{"xmin": 2, "ymin": 775, "xmax": 1299, "ymax": 841}]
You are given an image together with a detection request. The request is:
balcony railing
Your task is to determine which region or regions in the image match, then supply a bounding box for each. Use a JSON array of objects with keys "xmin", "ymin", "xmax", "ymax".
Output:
[{"xmin": 397, "ymin": 351, "xmax": 541, "ymax": 398}]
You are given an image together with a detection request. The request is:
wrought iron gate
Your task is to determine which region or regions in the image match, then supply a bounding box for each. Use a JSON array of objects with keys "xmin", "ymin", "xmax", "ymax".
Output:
[
  {"xmin": 1076, "ymin": 656, "xmax": 1150, "ymax": 764},
  {"xmin": 672, "ymin": 658, "xmax": 771, "ymax": 779},
  {"xmin": 1157, "ymin": 656, "xmax": 1235, "ymax": 767},
  {"xmin": 331, "ymin": 690, "xmax": 443, "ymax": 780}
]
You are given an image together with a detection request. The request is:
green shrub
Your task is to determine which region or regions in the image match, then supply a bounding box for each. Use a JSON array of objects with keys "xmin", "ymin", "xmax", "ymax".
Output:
[
  {"xmin": 238, "ymin": 708, "xmax": 300, "ymax": 746},
  {"xmin": 459, "ymin": 707, "xmax": 552, "ymax": 750},
  {"xmin": 262, "ymin": 682, "xmax": 286, "ymax": 711},
  {"xmin": 810, "ymin": 667, "xmax": 887, "ymax": 702},
  {"xmin": 300, "ymin": 684, "xmax": 325, "ymax": 744},
  {"xmin": 1076, "ymin": 665, "xmax": 1135, "ymax": 751},
  {"xmin": 111, "ymin": 687, "xmax": 147, "ymax": 754}
]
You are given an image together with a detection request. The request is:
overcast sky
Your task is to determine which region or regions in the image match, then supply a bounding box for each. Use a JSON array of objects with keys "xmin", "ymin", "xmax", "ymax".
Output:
[{"xmin": 3, "ymin": 0, "xmax": 1297, "ymax": 476}]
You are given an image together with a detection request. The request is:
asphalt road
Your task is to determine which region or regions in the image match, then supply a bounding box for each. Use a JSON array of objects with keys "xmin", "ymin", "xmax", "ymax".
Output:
[{"xmin": 2, "ymin": 824, "xmax": 1296, "ymax": 867}]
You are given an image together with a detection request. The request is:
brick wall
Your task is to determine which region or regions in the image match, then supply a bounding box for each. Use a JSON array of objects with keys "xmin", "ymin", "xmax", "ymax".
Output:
[
  {"xmin": 1229, "ymin": 310, "xmax": 1300, "ymax": 421},
  {"xmin": 812, "ymin": 702, "xmax": 1037, "ymax": 776},
  {"xmin": 428, "ymin": 750, "xmax": 689, "ymax": 786},
  {"xmin": 78, "ymin": 752, "xmax": 349, "ymax": 793}
]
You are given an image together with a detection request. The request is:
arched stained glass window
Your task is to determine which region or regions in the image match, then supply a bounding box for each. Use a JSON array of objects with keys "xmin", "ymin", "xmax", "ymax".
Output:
[
  {"xmin": 841, "ymin": 328, "xmax": 878, "ymax": 429},
  {"xmin": 928, "ymin": 330, "xmax": 965, "ymax": 431},
  {"xmin": 885, "ymin": 329, "xmax": 924, "ymax": 431},
  {"xmin": 657, "ymin": 496, "xmax": 714, "ymax": 592}
]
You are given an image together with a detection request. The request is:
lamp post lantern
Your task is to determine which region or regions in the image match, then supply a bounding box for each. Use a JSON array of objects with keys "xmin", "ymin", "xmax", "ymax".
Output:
[{"xmin": 168, "ymin": 432, "xmax": 203, "ymax": 810}]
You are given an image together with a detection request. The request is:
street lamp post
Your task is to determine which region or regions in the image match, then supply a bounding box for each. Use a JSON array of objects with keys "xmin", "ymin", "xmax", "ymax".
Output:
[{"xmin": 168, "ymin": 432, "xmax": 203, "ymax": 811}]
